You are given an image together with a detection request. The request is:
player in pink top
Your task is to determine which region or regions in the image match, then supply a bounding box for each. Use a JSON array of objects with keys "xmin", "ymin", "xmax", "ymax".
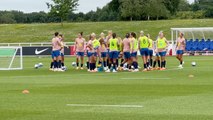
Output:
[
  {"xmin": 51, "ymin": 32, "xmax": 63, "ymax": 71},
  {"xmin": 99, "ymin": 36, "xmax": 108, "ymax": 70},
  {"xmin": 120, "ymin": 33, "xmax": 131, "ymax": 70},
  {"xmin": 86, "ymin": 35, "xmax": 92, "ymax": 71},
  {"xmin": 74, "ymin": 32, "xmax": 86, "ymax": 70},
  {"xmin": 176, "ymin": 32, "xmax": 186, "ymax": 68},
  {"xmin": 86, "ymin": 33, "xmax": 96, "ymax": 72}
]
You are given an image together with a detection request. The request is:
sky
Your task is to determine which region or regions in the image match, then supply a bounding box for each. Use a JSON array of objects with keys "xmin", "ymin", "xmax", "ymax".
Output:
[{"xmin": 0, "ymin": 0, "xmax": 194, "ymax": 13}]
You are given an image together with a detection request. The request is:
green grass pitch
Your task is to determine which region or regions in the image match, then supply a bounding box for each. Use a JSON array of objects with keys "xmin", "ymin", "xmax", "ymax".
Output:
[{"xmin": 0, "ymin": 56, "xmax": 213, "ymax": 120}]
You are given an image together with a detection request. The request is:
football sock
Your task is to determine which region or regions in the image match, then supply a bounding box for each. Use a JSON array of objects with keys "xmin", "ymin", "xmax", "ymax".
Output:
[
  {"xmin": 113, "ymin": 63, "xmax": 117, "ymax": 70},
  {"xmin": 116, "ymin": 59, "xmax": 119, "ymax": 67},
  {"xmin": 150, "ymin": 59, "xmax": 153, "ymax": 66},
  {"xmin": 107, "ymin": 59, "xmax": 109, "ymax": 66},
  {"xmin": 120, "ymin": 63, "xmax": 124, "ymax": 67},
  {"xmin": 161, "ymin": 62, "xmax": 164, "ymax": 68},
  {"xmin": 103, "ymin": 61, "xmax": 106, "ymax": 67},
  {"xmin": 92, "ymin": 63, "xmax": 96, "ymax": 70},
  {"xmin": 87, "ymin": 62, "xmax": 89, "ymax": 69},
  {"xmin": 54, "ymin": 60, "xmax": 58, "ymax": 68},
  {"xmin": 61, "ymin": 62, "xmax": 64, "ymax": 67},
  {"xmin": 108, "ymin": 64, "xmax": 111, "ymax": 70},
  {"xmin": 50, "ymin": 62, "xmax": 54, "ymax": 68},
  {"xmin": 134, "ymin": 62, "xmax": 138, "ymax": 69},
  {"xmin": 153, "ymin": 61, "xmax": 156, "ymax": 68},
  {"xmin": 90, "ymin": 63, "xmax": 93, "ymax": 71},
  {"xmin": 158, "ymin": 60, "xmax": 161, "ymax": 67},
  {"xmin": 58, "ymin": 60, "xmax": 62, "ymax": 68},
  {"xmin": 144, "ymin": 64, "xmax": 147, "ymax": 69}
]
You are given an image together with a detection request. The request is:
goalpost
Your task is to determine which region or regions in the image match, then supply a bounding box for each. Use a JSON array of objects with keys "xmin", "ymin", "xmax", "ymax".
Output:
[{"xmin": 0, "ymin": 46, "xmax": 23, "ymax": 70}]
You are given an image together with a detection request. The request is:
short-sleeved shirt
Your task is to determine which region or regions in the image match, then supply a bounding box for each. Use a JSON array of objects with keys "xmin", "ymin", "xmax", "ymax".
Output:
[
  {"xmin": 87, "ymin": 40, "xmax": 94, "ymax": 53},
  {"xmin": 176, "ymin": 37, "xmax": 185, "ymax": 50},
  {"xmin": 123, "ymin": 38, "xmax": 131, "ymax": 52},
  {"xmin": 99, "ymin": 43, "xmax": 107, "ymax": 53},
  {"xmin": 75, "ymin": 38, "xmax": 85, "ymax": 52}
]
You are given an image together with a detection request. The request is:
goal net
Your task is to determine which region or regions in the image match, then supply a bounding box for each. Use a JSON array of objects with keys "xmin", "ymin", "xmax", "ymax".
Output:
[{"xmin": 0, "ymin": 47, "xmax": 23, "ymax": 70}]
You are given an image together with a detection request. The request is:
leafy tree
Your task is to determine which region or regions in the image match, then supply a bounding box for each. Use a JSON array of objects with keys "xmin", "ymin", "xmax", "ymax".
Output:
[
  {"xmin": 143, "ymin": 0, "xmax": 169, "ymax": 20},
  {"xmin": 120, "ymin": 0, "xmax": 142, "ymax": 21},
  {"xmin": 47, "ymin": 0, "xmax": 79, "ymax": 25},
  {"xmin": 192, "ymin": 0, "xmax": 213, "ymax": 17},
  {"xmin": 0, "ymin": 12, "xmax": 16, "ymax": 24},
  {"xmin": 178, "ymin": 0, "xmax": 191, "ymax": 11},
  {"xmin": 163, "ymin": 0, "xmax": 180, "ymax": 15}
]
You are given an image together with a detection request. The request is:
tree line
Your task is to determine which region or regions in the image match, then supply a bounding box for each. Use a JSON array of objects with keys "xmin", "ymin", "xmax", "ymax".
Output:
[{"xmin": 0, "ymin": 0, "xmax": 212, "ymax": 24}]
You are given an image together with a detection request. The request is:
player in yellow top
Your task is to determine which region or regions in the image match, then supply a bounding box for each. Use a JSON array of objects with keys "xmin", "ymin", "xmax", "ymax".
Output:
[
  {"xmin": 106, "ymin": 30, "xmax": 112, "ymax": 68},
  {"xmin": 117, "ymin": 37, "xmax": 124, "ymax": 70},
  {"xmin": 130, "ymin": 32, "xmax": 139, "ymax": 72},
  {"xmin": 152, "ymin": 36, "xmax": 161, "ymax": 70},
  {"xmin": 156, "ymin": 31, "xmax": 169, "ymax": 70},
  {"xmin": 106, "ymin": 33, "xmax": 119, "ymax": 73},
  {"xmin": 138, "ymin": 31, "xmax": 150, "ymax": 71}
]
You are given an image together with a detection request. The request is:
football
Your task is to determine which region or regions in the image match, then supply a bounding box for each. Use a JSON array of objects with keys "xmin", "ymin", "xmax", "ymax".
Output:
[
  {"xmin": 38, "ymin": 63, "xmax": 43, "ymax": 67},
  {"xmin": 191, "ymin": 62, "xmax": 196, "ymax": 67},
  {"xmin": 72, "ymin": 62, "xmax": 76, "ymax": 67},
  {"xmin": 34, "ymin": 64, "xmax": 39, "ymax": 69}
]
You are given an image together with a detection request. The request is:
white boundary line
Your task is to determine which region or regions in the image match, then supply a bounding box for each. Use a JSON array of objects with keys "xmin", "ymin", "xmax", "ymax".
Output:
[
  {"xmin": 66, "ymin": 104, "xmax": 143, "ymax": 108},
  {"xmin": 121, "ymin": 78, "xmax": 171, "ymax": 80}
]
